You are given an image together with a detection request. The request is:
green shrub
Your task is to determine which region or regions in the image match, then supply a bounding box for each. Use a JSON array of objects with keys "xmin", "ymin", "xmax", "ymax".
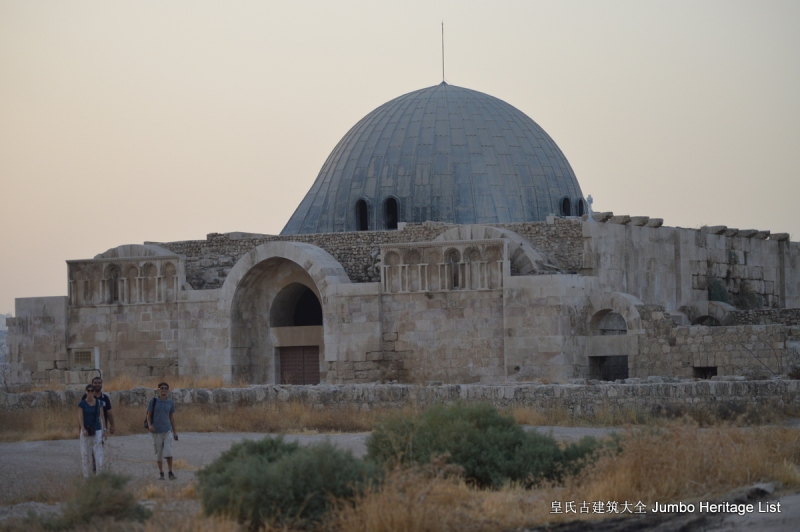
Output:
[
  {"xmin": 366, "ymin": 402, "xmax": 600, "ymax": 487},
  {"xmin": 39, "ymin": 473, "xmax": 151, "ymax": 530},
  {"xmin": 198, "ymin": 437, "xmax": 376, "ymax": 529},
  {"xmin": 708, "ymin": 278, "xmax": 730, "ymax": 303},
  {"xmin": 734, "ymin": 280, "xmax": 763, "ymax": 310}
]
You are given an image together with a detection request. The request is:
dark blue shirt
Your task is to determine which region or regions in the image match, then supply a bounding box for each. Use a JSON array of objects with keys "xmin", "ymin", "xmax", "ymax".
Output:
[
  {"xmin": 78, "ymin": 399, "xmax": 102, "ymax": 431},
  {"xmin": 81, "ymin": 393, "xmax": 112, "ymax": 424},
  {"xmin": 147, "ymin": 398, "xmax": 175, "ymax": 433}
]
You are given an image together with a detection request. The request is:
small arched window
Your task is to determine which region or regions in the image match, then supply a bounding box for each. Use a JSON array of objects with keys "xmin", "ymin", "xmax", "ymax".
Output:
[
  {"xmin": 576, "ymin": 199, "xmax": 586, "ymax": 217},
  {"xmin": 384, "ymin": 197, "xmax": 398, "ymax": 230},
  {"xmin": 107, "ymin": 266, "xmax": 120, "ymax": 303},
  {"xmin": 356, "ymin": 199, "xmax": 369, "ymax": 231},
  {"xmin": 561, "ymin": 197, "xmax": 571, "ymax": 217}
]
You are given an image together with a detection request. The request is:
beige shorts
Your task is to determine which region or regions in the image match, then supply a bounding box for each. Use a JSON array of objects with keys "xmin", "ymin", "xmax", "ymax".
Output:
[{"xmin": 152, "ymin": 432, "xmax": 173, "ymax": 461}]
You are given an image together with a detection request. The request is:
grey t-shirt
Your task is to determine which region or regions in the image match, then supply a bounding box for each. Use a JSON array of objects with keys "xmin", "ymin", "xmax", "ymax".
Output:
[{"xmin": 147, "ymin": 398, "xmax": 175, "ymax": 433}]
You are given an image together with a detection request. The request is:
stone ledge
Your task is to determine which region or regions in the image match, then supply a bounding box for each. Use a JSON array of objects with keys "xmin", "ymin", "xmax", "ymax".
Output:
[{"xmin": 2, "ymin": 380, "xmax": 798, "ymax": 414}]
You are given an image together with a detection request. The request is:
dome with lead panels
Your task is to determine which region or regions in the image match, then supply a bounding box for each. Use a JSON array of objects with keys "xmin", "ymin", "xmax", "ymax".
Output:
[{"xmin": 282, "ymin": 82, "xmax": 584, "ymax": 235}]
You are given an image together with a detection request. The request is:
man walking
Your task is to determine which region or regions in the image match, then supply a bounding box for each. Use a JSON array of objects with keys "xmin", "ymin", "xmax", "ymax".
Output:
[
  {"xmin": 146, "ymin": 382, "xmax": 178, "ymax": 480},
  {"xmin": 91, "ymin": 377, "xmax": 115, "ymax": 435}
]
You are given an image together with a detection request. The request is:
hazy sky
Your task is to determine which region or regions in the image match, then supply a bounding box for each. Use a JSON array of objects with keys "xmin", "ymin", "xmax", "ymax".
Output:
[{"xmin": 1, "ymin": 0, "xmax": 799, "ymax": 314}]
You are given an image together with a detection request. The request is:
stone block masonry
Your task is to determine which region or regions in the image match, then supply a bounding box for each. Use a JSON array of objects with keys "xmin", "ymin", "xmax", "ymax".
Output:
[
  {"xmin": 633, "ymin": 305, "xmax": 800, "ymax": 379},
  {"xmin": 3, "ymin": 381, "xmax": 799, "ymax": 417},
  {"xmin": 153, "ymin": 218, "xmax": 585, "ymax": 290}
]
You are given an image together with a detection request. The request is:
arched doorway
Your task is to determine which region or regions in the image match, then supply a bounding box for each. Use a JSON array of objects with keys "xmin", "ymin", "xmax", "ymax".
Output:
[
  {"xmin": 224, "ymin": 240, "xmax": 351, "ymax": 386},
  {"xmin": 271, "ymin": 283, "xmax": 323, "ymax": 385},
  {"xmin": 589, "ymin": 310, "xmax": 629, "ymax": 381},
  {"xmin": 229, "ymin": 259, "xmax": 325, "ymax": 385}
]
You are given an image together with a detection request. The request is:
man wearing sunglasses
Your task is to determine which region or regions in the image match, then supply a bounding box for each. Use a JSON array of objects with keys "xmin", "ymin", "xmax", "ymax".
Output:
[{"xmin": 146, "ymin": 382, "xmax": 178, "ymax": 480}]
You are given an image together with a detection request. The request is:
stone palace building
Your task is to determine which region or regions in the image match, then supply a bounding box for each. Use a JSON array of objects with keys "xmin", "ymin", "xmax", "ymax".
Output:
[{"xmin": 7, "ymin": 82, "xmax": 800, "ymax": 387}]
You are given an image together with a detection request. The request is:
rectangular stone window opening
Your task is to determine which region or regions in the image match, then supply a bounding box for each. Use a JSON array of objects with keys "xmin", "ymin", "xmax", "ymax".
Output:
[
  {"xmin": 693, "ymin": 366, "xmax": 718, "ymax": 379},
  {"xmin": 71, "ymin": 350, "xmax": 93, "ymax": 370},
  {"xmin": 589, "ymin": 356, "xmax": 629, "ymax": 381}
]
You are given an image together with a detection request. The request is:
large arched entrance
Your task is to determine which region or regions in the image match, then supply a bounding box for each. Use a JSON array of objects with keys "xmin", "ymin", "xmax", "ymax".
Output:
[
  {"xmin": 223, "ymin": 241, "xmax": 351, "ymax": 385},
  {"xmin": 230, "ymin": 260, "xmax": 324, "ymax": 384}
]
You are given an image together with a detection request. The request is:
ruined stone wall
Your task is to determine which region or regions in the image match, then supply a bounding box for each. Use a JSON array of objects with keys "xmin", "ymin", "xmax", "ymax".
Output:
[
  {"xmin": 495, "ymin": 218, "xmax": 584, "ymax": 272},
  {"xmin": 727, "ymin": 309, "xmax": 800, "ymax": 326},
  {"xmin": 583, "ymin": 220, "xmax": 800, "ymax": 311},
  {"xmin": 153, "ymin": 219, "xmax": 585, "ymax": 290},
  {"xmin": 633, "ymin": 305, "xmax": 800, "ymax": 379},
  {"xmin": 3, "ymin": 381, "xmax": 799, "ymax": 416},
  {"xmin": 153, "ymin": 224, "xmax": 456, "ymax": 289}
]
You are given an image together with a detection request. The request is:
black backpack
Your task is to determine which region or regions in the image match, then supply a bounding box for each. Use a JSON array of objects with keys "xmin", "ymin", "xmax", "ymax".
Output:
[{"xmin": 143, "ymin": 398, "xmax": 157, "ymax": 430}]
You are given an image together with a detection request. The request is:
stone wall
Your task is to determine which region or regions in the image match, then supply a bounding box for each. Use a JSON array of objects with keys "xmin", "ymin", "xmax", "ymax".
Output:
[
  {"xmin": 154, "ymin": 223, "xmax": 457, "ymax": 289},
  {"xmin": 633, "ymin": 305, "xmax": 800, "ymax": 379},
  {"xmin": 66, "ymin": 295, "xmax": 230, "ymax": 384},
  {"xmin": 583, "ymin": 219, "xmax": 800, "ymax": 311},
  {"xmin": 5, "ymin": 297, "xmax": 68, "ymax": 384},
  {"xmin": 727, "ymin": 309, "xmax": 800, "ymax": 326},
  {"xmin": 3, "ymin": 381, "xmax": 799, "ymax": 416},
  {"xmin": 153, "ymin": 219, "xmax": 585, "ymax": 290},
  {"xmin": 498, "ymin": 218, "xmax": 584, "ymax": 272}
]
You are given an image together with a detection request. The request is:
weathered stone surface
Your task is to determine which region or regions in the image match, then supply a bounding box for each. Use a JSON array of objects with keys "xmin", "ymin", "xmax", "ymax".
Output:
[
  {"xmin": 2, "ymin": 381, "xmax": 799, "ymax": 416},
  {"xmin": 704, "ymin": 225, "xmax": 727, "ymax": 235},
  {"xmin": 609, "ymin": 215, "xmax": 631, "ymax": 225}
]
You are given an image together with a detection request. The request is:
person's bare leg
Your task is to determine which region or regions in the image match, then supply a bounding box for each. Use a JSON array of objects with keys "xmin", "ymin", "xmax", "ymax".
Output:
[
  {"xmin": 157, "ymin": 460, "xmax": 163, "ymax": 473},
  {"xmin": 166, "ymin": 457, "xmax": 173, "ymax": 473}
]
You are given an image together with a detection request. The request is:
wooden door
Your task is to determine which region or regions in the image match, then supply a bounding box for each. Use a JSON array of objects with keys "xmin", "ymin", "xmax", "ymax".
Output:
[{"xmin": 279, "ymin": 346, "xmax": 320, "ymax": 385}]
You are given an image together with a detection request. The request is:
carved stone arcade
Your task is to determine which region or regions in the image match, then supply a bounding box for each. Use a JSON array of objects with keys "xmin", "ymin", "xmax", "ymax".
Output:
[{"xmin": 380, "ymin": 240, "xmax": 507, "ymax": 294}]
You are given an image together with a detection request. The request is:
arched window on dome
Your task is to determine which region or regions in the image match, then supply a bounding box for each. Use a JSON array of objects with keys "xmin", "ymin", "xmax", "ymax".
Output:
[
  {"xmin": 576, "ymin": 198, "xmax": 586, "ymax": 217},
  {"xmin": 356, "ymin": 199, "xmax": 369, "ymax": 231},
  {"xmin": 384, "ymin": 197, "xmax": 399, "ymax": 230},
  {"xmin": 560, "ymin": 197, "xmax": 571, "ymax": 217}
]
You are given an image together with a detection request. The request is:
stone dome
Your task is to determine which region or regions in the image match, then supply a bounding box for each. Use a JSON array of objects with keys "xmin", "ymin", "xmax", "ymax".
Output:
[{"xmin": 281, "ymin": 82, "xmax": 584, "ymax": 235}]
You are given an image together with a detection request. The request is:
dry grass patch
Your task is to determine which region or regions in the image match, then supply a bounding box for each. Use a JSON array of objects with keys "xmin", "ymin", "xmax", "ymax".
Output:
[
  {"xmin": 327, "ymin": 423, "xmax": 800, "ymax": 531},
  {"xmin": 565, "ymin": 423, "xmax": 800, "ymax": 506},
  {"xmin": 328, "ymin": 464, "xmax": 540, "ymax": 532},
  {"xmin": 511, "ymin": 401, "xmax": 793, "ymax": 427},
  {"xmin": 0, "ymin": 402, "xmax": 384, "ymax": 442},
  {"xmin": 512, "ymin": 404, "xmax": 659, "ymax": 427},
  {"xmin": 170, "ymin": 401, "xmax": 379, "ymax": 434}
]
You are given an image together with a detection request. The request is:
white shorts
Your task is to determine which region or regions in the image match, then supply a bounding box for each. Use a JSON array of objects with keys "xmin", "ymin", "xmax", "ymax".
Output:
[{"xmin": 152, "ymin": 432, "xmax": 173, "ymax": 461}]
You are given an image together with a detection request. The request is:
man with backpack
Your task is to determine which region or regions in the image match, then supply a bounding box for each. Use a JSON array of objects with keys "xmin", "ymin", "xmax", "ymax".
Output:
[{"xmin": 146, "ymin": 382, "xmax": 179, "ymax": 480}]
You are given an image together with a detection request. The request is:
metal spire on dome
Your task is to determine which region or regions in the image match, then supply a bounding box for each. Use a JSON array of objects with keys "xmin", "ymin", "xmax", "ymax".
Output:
[{"xmin": 441, "ymin": 21, "xmax": 445, "ymax": 83}]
